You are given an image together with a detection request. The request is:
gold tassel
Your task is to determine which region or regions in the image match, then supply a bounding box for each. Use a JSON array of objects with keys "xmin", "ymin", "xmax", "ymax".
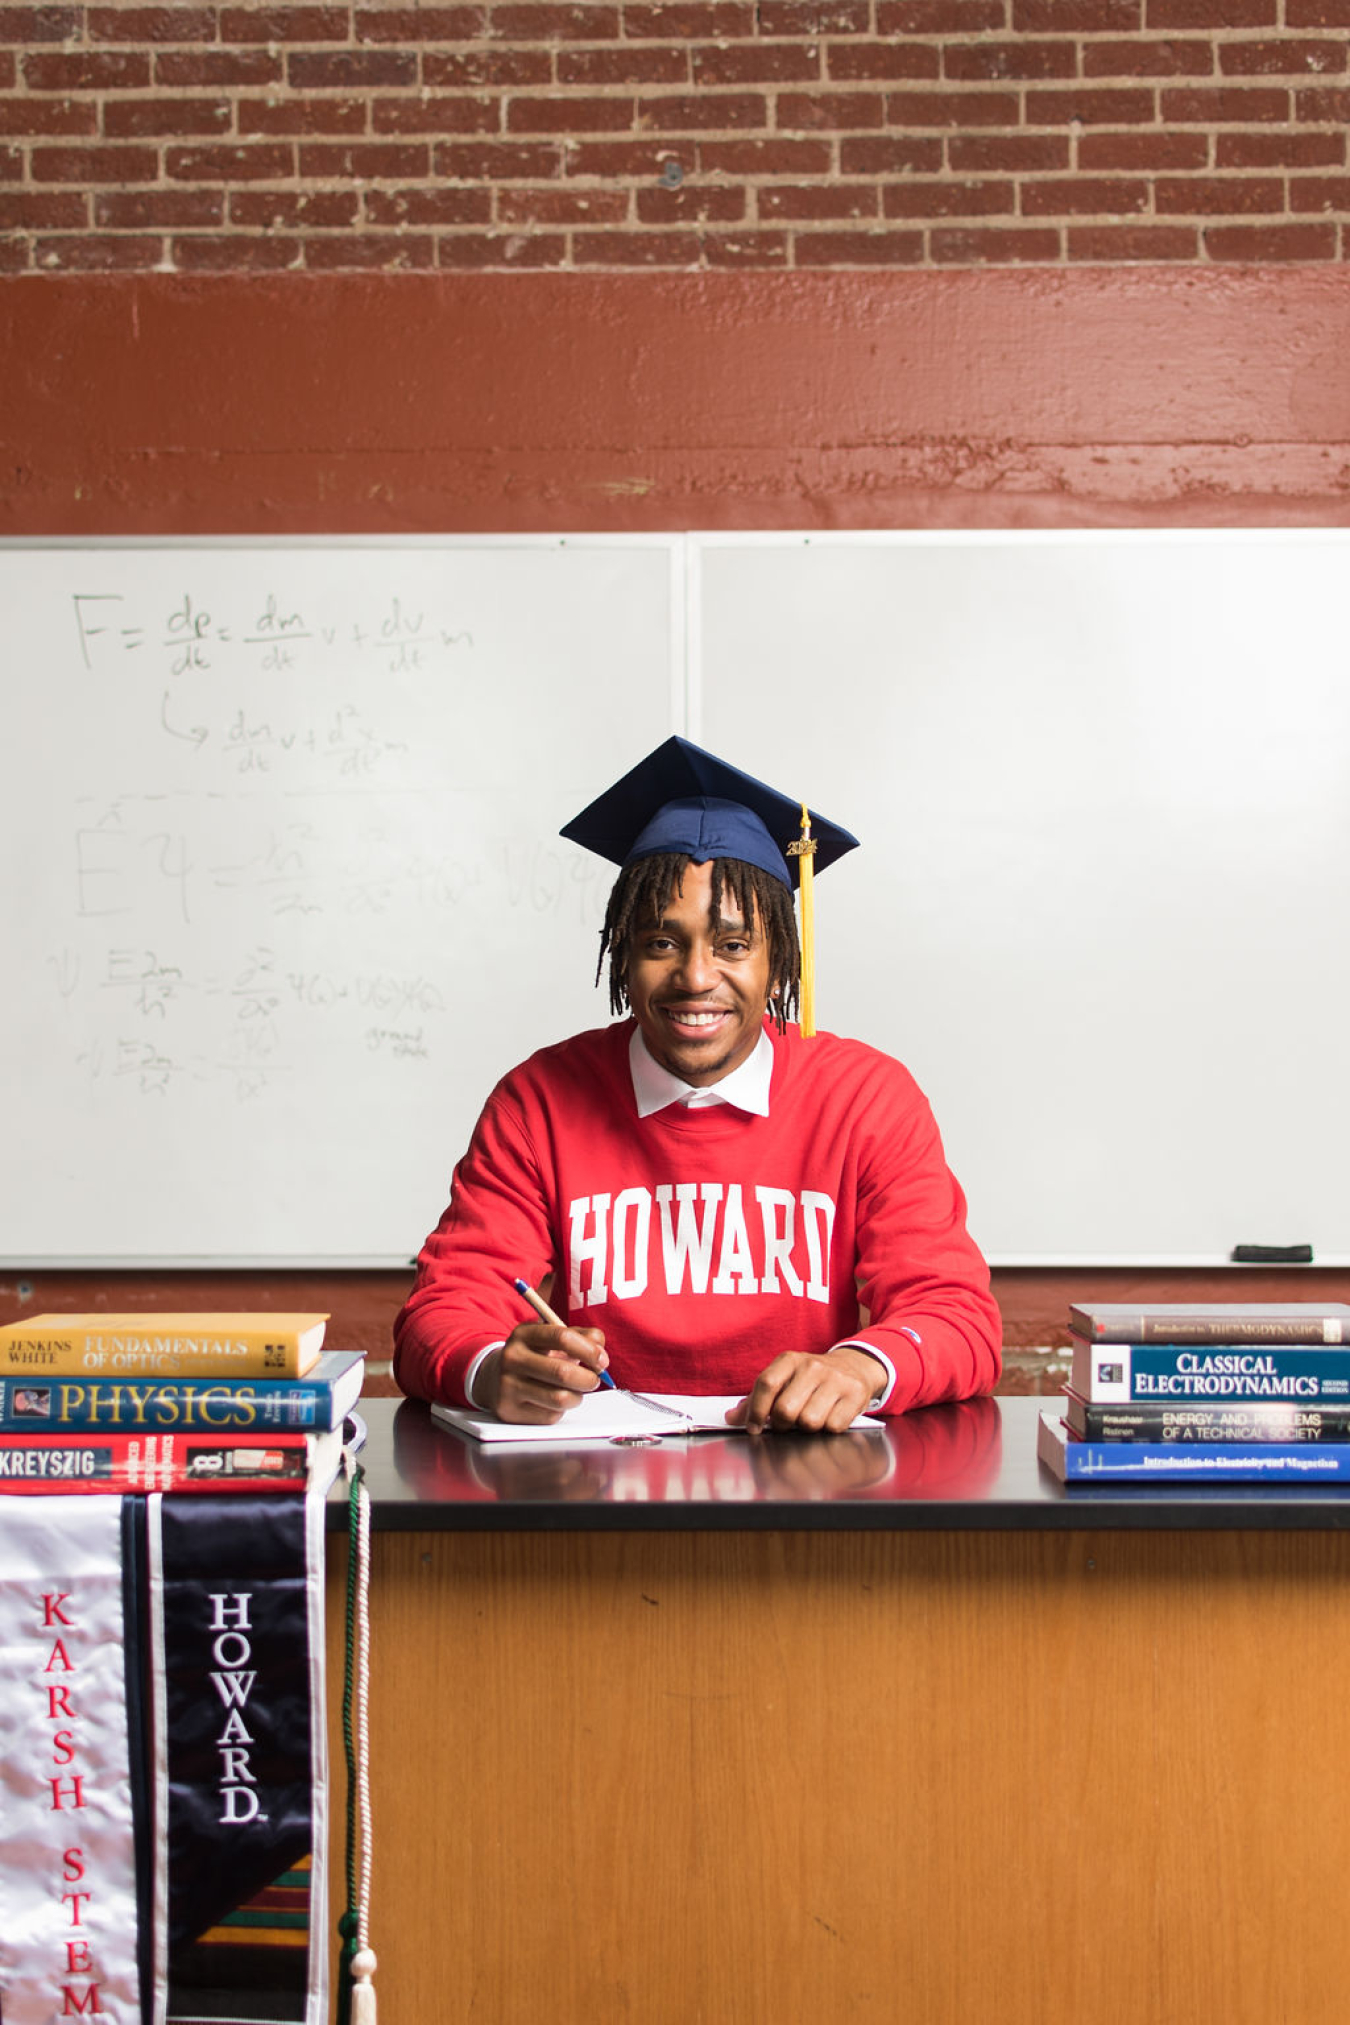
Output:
[{"xmin": 788, "ymin": 803, "xmax": 817, "ymax": 1039}]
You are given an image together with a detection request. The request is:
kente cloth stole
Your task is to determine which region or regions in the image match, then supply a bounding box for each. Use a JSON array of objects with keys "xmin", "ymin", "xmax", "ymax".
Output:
[{"xmin": 0, "ymin": 1491, "xmax": 330, "ymax": 2025}]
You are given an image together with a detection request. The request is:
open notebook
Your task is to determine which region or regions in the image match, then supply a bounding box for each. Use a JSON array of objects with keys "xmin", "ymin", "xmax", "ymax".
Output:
[{"xmin": 431, "ymin": 1389, "xmax": 882, "ymax": 1445}]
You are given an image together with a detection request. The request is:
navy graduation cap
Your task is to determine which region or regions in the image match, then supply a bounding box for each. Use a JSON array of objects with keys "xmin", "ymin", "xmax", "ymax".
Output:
[
  {"xmin": 560, "ymin": 735, "xmax": 859, "ymax": 1035},
  {"xmin": 559, "ymin": 735, "xmax": 859, "ymax": 889}
]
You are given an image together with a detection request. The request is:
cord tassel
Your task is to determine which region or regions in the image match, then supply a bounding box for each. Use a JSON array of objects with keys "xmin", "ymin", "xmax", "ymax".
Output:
[
  {"xmin": 350, "ymin": 1947, "xmax": 378, "ymax": 2025},
  {"xmin": 338, "ymin": 1435, "xmax": 375, "ymax": 2025},
  {"xmin": 788, "ymin": 802, "xmax": 818, "ymax": 1038}
]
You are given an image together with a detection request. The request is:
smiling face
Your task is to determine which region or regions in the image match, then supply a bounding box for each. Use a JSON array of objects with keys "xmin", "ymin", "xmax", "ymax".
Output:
[{"xmin": 624, "ymin": 858, "xmax": 776, "ymax": 1086}]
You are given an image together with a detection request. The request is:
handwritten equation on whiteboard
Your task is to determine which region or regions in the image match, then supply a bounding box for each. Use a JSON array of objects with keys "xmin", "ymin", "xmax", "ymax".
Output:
[
  {"xmin": 46, "ymin": 792, "xmax": 615, "ymax": 1103},
  {"xmin": 64, "ymin": 798, "xmax": 615, "ymax": 930},
  {"xmin": 72, "ymin": 586, "xmax": 474, "ymax": 676},
  {"xmin": 70, "ymin": 583, "xmax": 475, "ymax": 779},
  {"xmin": 18, "ymin": 567, "xmax": 624, "ymax": 1111},
  {"xmin": 57, "ymin": 940, "xmax": 441, "ymax": 1103}
]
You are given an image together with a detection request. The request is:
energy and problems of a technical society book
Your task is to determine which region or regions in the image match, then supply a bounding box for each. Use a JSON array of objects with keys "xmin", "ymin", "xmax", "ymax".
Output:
[
  {"xmin": 0, "ymin": 1313, "xmax": 329, "ymax": 1381},
  {"xmin": 1069, "ymin": 1303, "xmax": 1350, "ymax": 1345},
  {"xmin": 1064, "ymin": 1392, "xmax": 1350, "ymax": 1444},
  {"xmin": 0, "ymin": 1349, "xmax": 365, "ymax": 1434},
  {"xmin": 1039, "ymin": 1411, "xmax": 1350, "ymax": 1485},
  {"xmin": 0, "ymin": 1424, "xmax": 350, "ymax": 1495}
]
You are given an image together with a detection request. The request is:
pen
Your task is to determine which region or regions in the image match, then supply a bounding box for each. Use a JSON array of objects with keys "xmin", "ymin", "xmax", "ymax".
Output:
[{"xmin": 512, "ymin": 1276, "xmax": 616, "ymax": 1388}]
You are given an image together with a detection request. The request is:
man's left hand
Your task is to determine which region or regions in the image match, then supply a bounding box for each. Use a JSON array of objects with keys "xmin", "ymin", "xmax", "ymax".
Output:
[{"xmin": 725, "ymin": 1345, "xmax": 886, "ymax": 1433}]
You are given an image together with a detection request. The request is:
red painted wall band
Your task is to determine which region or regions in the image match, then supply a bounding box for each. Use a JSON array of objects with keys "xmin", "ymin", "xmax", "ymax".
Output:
[{"xmin": 3, "ymin": 269, "xmax": 1349, "ymax": 532}]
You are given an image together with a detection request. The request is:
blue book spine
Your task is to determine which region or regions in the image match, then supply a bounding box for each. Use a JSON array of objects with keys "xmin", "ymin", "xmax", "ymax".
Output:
[
  {"xmin": 1074, "ymin": 1343, "xmax": 1350, "ymax": 1405},
  {"xmin": 0, "ymin": 1350, "xmax": 363, "ymax": 1434},
  {"xmin": 1041, "ymin": 1412, "xmax": 1350, "ymax": 1483}
]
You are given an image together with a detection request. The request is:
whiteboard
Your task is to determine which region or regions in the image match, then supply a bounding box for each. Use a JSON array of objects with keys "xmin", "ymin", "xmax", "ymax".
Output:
[
  {"xmin": 7, "ymin": 531, "xmax": 1349, "ymax": 1266},
  {"xmin": 3, "ymin": 539, "xmax": 679, "ymax": 1262},
  {"xmin": 693, "ymin": 531, "xmax": 1350, "ymax": 1265}
]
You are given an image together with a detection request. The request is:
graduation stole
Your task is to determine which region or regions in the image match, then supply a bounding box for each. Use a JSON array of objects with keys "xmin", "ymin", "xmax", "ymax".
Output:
[{"xmin": 0, "ymin": 1491, "xmax": 329, "ymax": 2025}]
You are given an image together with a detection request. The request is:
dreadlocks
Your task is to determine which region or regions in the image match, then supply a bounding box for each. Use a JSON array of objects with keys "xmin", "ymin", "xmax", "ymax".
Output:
[{"xmin": 596, "ymin": 851, "xmax": 802, "ymax": 1030}]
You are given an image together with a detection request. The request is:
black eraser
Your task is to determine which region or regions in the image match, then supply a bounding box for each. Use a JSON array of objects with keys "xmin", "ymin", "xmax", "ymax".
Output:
[{"xmin": 1230, "ymin": 1243, "xmax": 1314, "ymax": 1265}]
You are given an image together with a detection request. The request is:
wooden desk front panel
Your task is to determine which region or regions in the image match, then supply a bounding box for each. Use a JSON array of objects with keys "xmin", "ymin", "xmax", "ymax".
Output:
[{"xmin": 326, "ymin": 1530, "xmax": 1350, "ymax": 2025}]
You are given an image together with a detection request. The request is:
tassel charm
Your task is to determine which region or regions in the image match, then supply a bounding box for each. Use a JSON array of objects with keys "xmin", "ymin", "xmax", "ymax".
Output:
[
  {"xmin": 338, "ymin": 1449, "xmax": 375, "ymax": 2025},
  {"xmin": 350, "ymin": 1946, "xmax": 378, "ymax": 2024},
  {"xmin": 787, "ymin": 802, "xmax": 818, "ymax": 1039}
]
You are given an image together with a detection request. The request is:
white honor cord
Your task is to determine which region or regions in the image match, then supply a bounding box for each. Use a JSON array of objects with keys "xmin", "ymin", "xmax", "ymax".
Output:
[{"xmin": 343, "ymin": 1442, "xmax": 378, "ymax": 2024}]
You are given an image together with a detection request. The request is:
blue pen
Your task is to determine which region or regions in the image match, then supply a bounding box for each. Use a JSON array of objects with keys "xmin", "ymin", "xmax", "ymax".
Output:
[{"xmin": 512, "ymin": 1276, "xmax": 616, "ymax": 1388}]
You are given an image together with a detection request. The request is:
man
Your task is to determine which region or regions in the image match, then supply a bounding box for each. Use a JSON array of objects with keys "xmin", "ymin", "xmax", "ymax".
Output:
[{"xmin": 394, "ymin": 737, "xmax": 1001, "ymax": 1429}]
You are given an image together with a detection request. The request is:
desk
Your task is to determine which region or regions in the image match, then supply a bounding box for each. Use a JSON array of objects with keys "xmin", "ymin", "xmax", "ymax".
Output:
[{"xmin": 327, "ymin": 1397, "xmax": 1350, "ymax": 2024}]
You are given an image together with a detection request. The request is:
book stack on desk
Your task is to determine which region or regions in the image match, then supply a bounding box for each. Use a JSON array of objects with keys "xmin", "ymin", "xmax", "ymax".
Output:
[
  {"xmin": 1038, "ymin": 1302, "xmax": 1350, "ymax": 1484},
  {"xmin": 0, "ymin": 1312, "xmax": 363, "ymax": 1494}
]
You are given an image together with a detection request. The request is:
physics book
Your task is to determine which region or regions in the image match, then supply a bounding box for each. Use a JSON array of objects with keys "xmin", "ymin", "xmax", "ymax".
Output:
[
  {"xmin": 0, "ymin": 1348, "xmax": 365, "ymax": 1434},
  {"xmin": 0, "ymin": 1312, "xmax": 328, "ymax": 1380},
  {"xmin": 1039, "ymin": 1411, "xmax": 1350, "ymax": 1485}
]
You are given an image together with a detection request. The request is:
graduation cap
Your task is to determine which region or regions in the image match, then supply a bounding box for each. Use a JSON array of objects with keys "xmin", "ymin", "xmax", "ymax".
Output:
[{"xmin": 560, "ymin": 735, "xmax": 859, "ymax": 1037}]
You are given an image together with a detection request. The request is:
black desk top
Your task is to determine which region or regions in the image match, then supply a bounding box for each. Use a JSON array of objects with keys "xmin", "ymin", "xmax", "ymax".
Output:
[{"xmin": 333, "ymin": 1396, "xmax": 1350, "ymax": 1533}]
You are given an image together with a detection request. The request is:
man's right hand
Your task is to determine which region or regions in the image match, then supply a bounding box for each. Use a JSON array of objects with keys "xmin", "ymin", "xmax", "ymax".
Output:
[{"xmin": 476, "ymin": 1322, "xmax": 609, "ymax": 1424}]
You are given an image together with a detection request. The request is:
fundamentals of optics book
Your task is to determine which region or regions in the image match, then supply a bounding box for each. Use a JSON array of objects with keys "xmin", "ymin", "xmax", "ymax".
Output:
[{"xmin": 0, "ymin": 1313, "xmax": 328, "ymax": 1380}]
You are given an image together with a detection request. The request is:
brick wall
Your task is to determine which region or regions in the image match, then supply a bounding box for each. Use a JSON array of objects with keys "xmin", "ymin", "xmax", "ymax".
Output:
[{"xmin": 1, "ymin": 0, "xmax": 1347, "ymax": 272}]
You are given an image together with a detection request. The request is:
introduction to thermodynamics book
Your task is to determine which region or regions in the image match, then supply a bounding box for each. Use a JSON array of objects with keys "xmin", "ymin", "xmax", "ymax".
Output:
[{"xmin": 1069, "ymin": 1304, "xmax": 1350, "ymax": 1346}]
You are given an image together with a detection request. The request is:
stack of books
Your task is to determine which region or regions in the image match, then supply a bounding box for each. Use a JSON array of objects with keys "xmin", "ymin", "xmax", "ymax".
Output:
[
  {"xmin": 1038, "ymin": 1301, "xmax": 1350, "ymax": 1484},
  {"xmin": 0, "ymin": 1312, "xmax": 363, "ymax": 1495}
]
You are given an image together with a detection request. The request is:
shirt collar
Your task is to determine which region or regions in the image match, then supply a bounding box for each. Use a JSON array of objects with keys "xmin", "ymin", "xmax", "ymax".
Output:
[{"xmin": 629, "ymin": 1025, "xmax": 774, "ymax": 1120}]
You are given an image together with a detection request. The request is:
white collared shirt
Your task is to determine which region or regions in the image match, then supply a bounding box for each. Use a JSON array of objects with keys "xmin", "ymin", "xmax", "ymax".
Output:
[{"xmin": 629, "ymin": 1024, "xmax": 774, "ymax": 1118}]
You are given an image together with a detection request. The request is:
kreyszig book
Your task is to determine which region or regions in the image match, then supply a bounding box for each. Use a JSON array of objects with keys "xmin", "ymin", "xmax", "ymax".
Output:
[
  {"xmin": 1039, "ymin": 1412, "xmax": 1350, "ymax": 1485},
  {"xmin": 0, "ymin": 1421, "xmax": 352, "ymax": 1495},
  {"xmin": 0, "ymin": 1348, "xmax": 365, "ymax": 1433},
  {"xmin": 0, "ymin": 1312, "xmax": 328, "ymax": 1380}
]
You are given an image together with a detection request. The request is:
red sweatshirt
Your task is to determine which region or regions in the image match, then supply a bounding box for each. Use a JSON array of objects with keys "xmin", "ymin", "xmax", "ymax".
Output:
[{"xmin": 393, "ymin": 1019, "xmax": 1002, "ymax": 1415}]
